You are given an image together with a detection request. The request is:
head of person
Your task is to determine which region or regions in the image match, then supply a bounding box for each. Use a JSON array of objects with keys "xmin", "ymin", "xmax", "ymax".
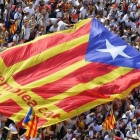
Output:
[
  {"xmin": 97, "ymin": 1, "xmax": 100, "ymax": 6},
  {"xmin": 130, "ymin": 104, "xmax": 135, "ymax": 112},
  {"xmin": 13, "ymin": 37, "xmax": 17, "ymax": 44},
  {"xmin": 31, "ymin": 16, "xmax": 35, "ymax": 21},
  {"xmin": 108, "ymin": 131, "xmax": 114, "ymax": 138},
  {"xmin": 76, "ymin": 126, "xmax": 82, "ymax": 133},
  {"xmin": 127, "ymin": 11, "xmax": 130, "ymax": 16},
  {"xmin": 29, "ymin": 2, "xmax": 33, "ymax": 9},
  {"xmin": 5, "ymin": 31, "xmax": 9, "ymax": 37},
  {"xmin": 94, "ymin": 121, "xmax": 98, "ymax": 126},
  {"xmin": 132, "ymin": 119, "xmax": 137, "ymax": 125},
  {"xmin": 136, "ymin": 22, "xmax": 139, "ymax": 28},
  {"xmin": 79, "ymin": 115, "xmax": 84, "ymax": 121},
  {"xmin": 68, "ymin": 129, "xmax": 73, "ymax": 134},
  {"xmin": 53, "ymin": 23, "xmax": 58, "ymax": 28},
  {"xmin": 12, "ymin": 121, "xmax": 17, "ymax": 127},
  {"xmin": 17, "ymin": 7, "xmax": 22, "ymax": 13},
  {"xmin": 89, "ymin": 113, "xmax": 95, "ymax": 118},
  {"xmin": 88, "ymin": 126, "xmax": 93, "ymax": 131},
  {"xmin": 132, "ymin": 126, "xmax": 136, "ymax": 132},
  {"xmin": 125, "ymin": 111, "xmax": 130, "ymax": 117}
]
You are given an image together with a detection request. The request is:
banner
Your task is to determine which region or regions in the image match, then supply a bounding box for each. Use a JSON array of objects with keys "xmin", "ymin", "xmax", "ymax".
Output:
[{"xmin": 0, "ymin": 18, "xmax": 140, "ymax": 127}]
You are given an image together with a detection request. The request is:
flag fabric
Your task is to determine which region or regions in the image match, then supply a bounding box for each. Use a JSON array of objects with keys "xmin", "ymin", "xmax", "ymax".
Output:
[
  {"xmin": 22, "ymin": 106, "xmax": 37, "ymax": 138},
  {"xmin": 71, "ymin": 11, "xmax": 80, "ymax": 21},
  {"xmin": 104, "ymin": 106, "xmax": 116, "ymax": 130},
  {"xmin": 2, "ymin": 24, "xmax": 6, "ymax": 32},
  {"xmin": 5, "ymin": 11, "xmax": 10, "ymax": 29},
  {"xmin": 1, "ymin": 18, "xmax": 140, "ymax": 127},
  {"xmin": 9, "ymin": 21, "xmax": 17, "ymax": 35},
  {"xmin": 41, "ymin": 129, "xmax": 45, "ymax": 140}
]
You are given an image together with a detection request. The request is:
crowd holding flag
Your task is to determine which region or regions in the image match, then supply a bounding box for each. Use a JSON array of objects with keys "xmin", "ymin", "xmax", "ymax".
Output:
[
  {"xmin": 22, "ymin": 106, "xmax": 37, "ymax": 139},
  {"xmin": 1, "ymin": 18, "xmax": 140, "ymax": 127},
  {"xmin": 104, "ymin": 105, "xmax": 116, "ymax": 131}
]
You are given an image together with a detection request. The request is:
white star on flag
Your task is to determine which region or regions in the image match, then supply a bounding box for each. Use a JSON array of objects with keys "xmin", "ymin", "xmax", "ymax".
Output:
[
  {"xmin": 28, "ymin": 115, "xmax": 31, "ymax": 120},
  {"xmin": 96, "ymin": 39, "xmax": 131, "ymax": 59}
]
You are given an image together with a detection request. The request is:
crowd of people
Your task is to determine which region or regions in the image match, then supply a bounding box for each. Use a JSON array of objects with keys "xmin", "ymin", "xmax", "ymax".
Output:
[
  {"xmin": 0, "ymin": 0, "xmax": 140, "ymax": 51},
  {"xmin": 1, "ymin": 0, "xmax": 140, "ymax": 139}
]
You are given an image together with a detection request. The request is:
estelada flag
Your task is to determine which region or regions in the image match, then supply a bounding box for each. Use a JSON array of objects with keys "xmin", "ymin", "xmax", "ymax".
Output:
[
  {"xmin": 104, "ymin": 105, "xmax": 116, "ymax": 130},
  {"xmin": 1, "ymin": 18, "xmax": 140, "ymax": 127},
  {"xmin": 22, "ymin": 106, "xmax": 37, "ymax": 138},
  {"xmin": 9, "ymin": 20, "xmax": 17, "ymax": 35}
]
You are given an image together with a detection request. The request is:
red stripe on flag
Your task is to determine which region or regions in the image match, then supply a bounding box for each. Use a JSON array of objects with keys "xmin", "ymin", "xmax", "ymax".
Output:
[
  {"xmin": 27, "ymin": 121, "xmax": 35, "ymax": 137},
  {"xmin": 0, "ymin": 20, "xmax": 91, "ymax": 67},
  {"xmin": 55, "ymin": 69, "xmax": 140, "ymax": 112},
  {"xmin": 0, "ymin": 99, "xmax": 22, "ymax": 117},
  {"xmin": 32, "ymin": 63, "xmax": 117, "ymax": 99},
  {"xmin": 72, "ymin": 13, "xmax": 79, "ymax": 21},
  {"xmin": 13, "ymin": 42, "xmax": 88, "ymax": 86}
]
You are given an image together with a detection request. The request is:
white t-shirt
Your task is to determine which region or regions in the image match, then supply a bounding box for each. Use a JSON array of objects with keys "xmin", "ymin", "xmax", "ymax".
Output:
[
  {"xmin": 57, "ymin": 21, "xmax": 67, "ymax": 31},
  {"xmin": 63, "ymin": 133, "xmax": 72, "ymax": 140},
  {"xmin": 65, "ymin": 119, "xmax": 76, "ymax": 129},
  {"xmin": 9, "ymin": 125, "xmax": 17, "ymax": 137},
  {"xmin": 85, "ymin": 115, "xmax": 93, "ymax": 125},
  {"xmin": 72, "ymin": 0, "xmax": 79, "ymax": 6},
  {"xmin": 55, "ymin": 9, "xmax": 63, "ymax": 18},
  {"xmin": 73, "ymin": 130, "xmax": 81, "ymax": 138},
  {"xmin": 122, "ymin": 14, "xmax": 129, "ymax": 21},
  {"xmin": 80, "ymin": 7, "xmax": 87, "ymax": 19},
  {"xmin": 14, "ymin": 12, "xmax": 22, "ymax": 26},
  {"xmin": 23, "ymin": 27, "xmax": 30, "ymax": 40},
  {"xmin": 49, "ymin": 26, "xmax": 58, "ymax": 32},
  {"xmin": 89, "ymin": 130, "xmax": 94, "ymax": 139},
  {"xmin": 49, "ymin": 18, "xmax": 58, "ymax": 24},
  {"xmin": 104, "ymin": 135, "xmax": 113, "ymax": 140},
  {"xmin": 30, "ymin": 138, "xmax": 40, "ymax": 140},
  {"xmin": 122, "ymin": 114, "xmax": 128, "ymax": 124},
  {"xmin": 95, "ymin": 5, "xmax": 102, "ymax": 12},
  {"xmin": 0, "ymin": 0, "xmax": 4, "ymax": 4},
  {"xmin": 24, "ymin": 7, "xmax": 35, "ymax": 17},
  {"xmin": 0, "ymin": 9, "xmax": 1, "ymax": 18},
  {"xmin": 90, "ymin": 123, "xmax": 102, "ymax": 132}
]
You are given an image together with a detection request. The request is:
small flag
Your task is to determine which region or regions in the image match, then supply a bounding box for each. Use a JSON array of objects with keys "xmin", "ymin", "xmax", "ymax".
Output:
[
  {"xmin": 71, "ymin": 11, "xmax": 80, "ymax": 21},
  {"xmin": 22, "ymin": 106, "xmax": 37, "ymax": 138},
  {"xmin": 104, "ymin": 105, "xmax": 116, "ymax": 130},
  {"xmin": 41, "ymin": 129, "xmax": 45, "ymax": 140},
  {"xmin": 9, "ymin": 21, "xmax": 17, "ymax": 35},
  {"xmin": 5, "ymin": 11, "xmax": 10, "ymax": 29}
]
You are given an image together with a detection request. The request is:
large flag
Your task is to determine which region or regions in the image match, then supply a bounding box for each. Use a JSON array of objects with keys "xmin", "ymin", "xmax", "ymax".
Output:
[
  {"xmin": 9, "ymin": 20, "xmax": 17, "ymax": 35},
  {"xmin": 22, "ymin": 106, "xmax": 37, "ymax": 138},
  {"xmin": 103, "ymin": 106, "xmax": 116, "ymax": 130},
  {"xmin": 1, "ymin": 18, "xmax": 140, "ymax": 127}
]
